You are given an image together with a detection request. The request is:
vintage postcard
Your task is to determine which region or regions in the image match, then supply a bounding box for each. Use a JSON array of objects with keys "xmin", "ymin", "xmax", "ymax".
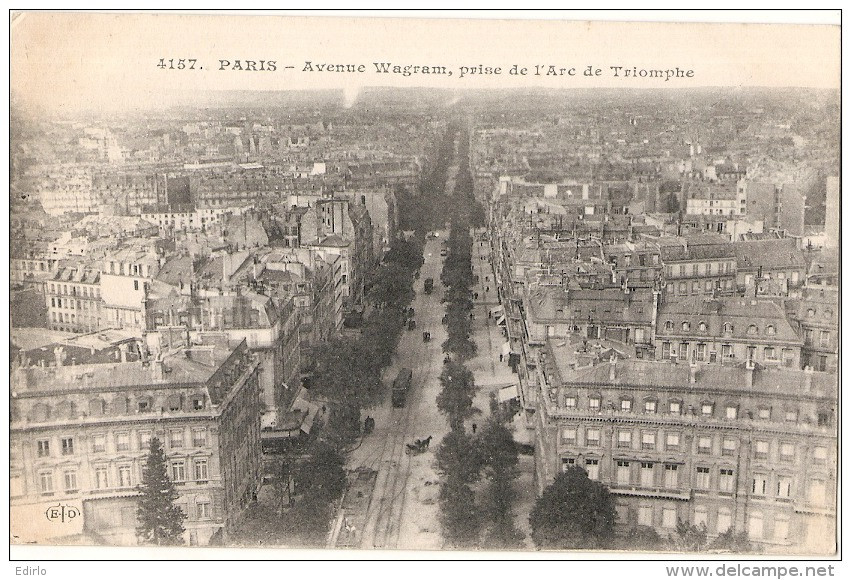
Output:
[{"xmin": 8, "ymin": 10, "xmax": 840, "ymax": 566}]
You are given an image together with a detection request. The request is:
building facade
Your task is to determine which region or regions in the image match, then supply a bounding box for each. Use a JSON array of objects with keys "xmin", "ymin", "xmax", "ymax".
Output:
[{"xmin": 10, "ymin": 338, "xmax": 262, "ymax": 546}]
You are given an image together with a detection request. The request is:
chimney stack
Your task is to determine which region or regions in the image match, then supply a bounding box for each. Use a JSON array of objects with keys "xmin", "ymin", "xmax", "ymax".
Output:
[
  {"xmin": 54, "ymin": 346, "xmax": 64, "ymax": 368},
  {"xmin": 689, "ymin": 361, "xmax": 698, "ymax": 384},
  {"xmin": 608, "ymin": 355, "xmax": 617, "ymax": 381}
]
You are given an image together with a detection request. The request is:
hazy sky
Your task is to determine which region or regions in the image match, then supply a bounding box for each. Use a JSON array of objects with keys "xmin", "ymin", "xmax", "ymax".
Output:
[{"xmin": 11, "ymin": 12, "xmax": 841, "ymax": 115}]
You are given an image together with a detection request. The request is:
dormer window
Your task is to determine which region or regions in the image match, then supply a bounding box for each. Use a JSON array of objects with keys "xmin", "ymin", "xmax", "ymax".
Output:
[
  {"xmin": 747, "ymin": 324, "xmax": 758, "ymax": 335},
  {"xmin": 682, "ymin": 322, "xmax": 691, "ymax": 332},
  {"xmin": 766, "ymin": 325, "xmax": 776, "ymax": 336},
  {"xmin": 698, "ymin": 321, "xmax": 707, "ymax": 332},
  {"xmin": 724, "ymin": 323, "xmax": 734, "ymax": 334},
  {"xmin": 665, "ymin": 320, "xmax": 674, "ymax": 332}
]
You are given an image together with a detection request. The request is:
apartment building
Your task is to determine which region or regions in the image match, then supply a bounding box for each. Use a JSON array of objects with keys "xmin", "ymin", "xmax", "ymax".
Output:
[{"xmin": 10, "ymin": 337, "xmax": 262, "ymax": 546}]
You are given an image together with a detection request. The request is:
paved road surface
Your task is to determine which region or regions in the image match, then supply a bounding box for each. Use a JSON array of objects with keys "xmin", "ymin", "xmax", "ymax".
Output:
[{"xmin": 346, "ymin": 234, "xmax": 450, "ymax": 550}]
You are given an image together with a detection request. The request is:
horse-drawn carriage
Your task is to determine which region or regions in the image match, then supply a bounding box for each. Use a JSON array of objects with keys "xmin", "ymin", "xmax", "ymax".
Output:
[
  {"xmin": 405, "ymin": 435, "xmax": 432, "ymax": 455},
  {"xmin": 363, "ymin": 416, "xmax": 375, "ymax": 435},
  {"xmin": 422, "ymin": 331, "xmax": 430, "ymax": 342}
]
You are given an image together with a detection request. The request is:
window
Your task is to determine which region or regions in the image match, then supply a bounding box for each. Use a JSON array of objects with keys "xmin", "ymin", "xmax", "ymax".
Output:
[
  {"xmin": 777, "ymin": 476, "xmax": 792, "ymax": 498},
  {"xmin": 561, "ymin": 457, "xmax": 576, "ymax": 472},
  {"xmin": 641, "ymin": 432, "xmax": 656, "ymax": 450},
  {"xmin": 171, "ymin": 461, "xmax": 186, "ymax": 482},
  {"xmin": 785, "ymin": 409, "xmax": 798, "ymax": 423},
  {"xmin": 678, "ymin": 342, "xmax": 689, "ymax": 360},
  {"xmin": 752, "ymin": 474, "xmax": 768, "ymax": 495},
  {"xmin": 723, "ymin": 323, "xmax": 734, "ymax": 334},
  {"xmin": 134, "ymin": 280, "xmax": 139, "ymax": 291},
  {"xmin": 780, "ymin": 442, "xmax": 795, "ymax": 463},
  {"xmin": 717, "ymin": 509, "xmax": 732, "ymax": 534},
  {"xmin": 95, "ymin": 467, "xmax": 109, "ymax": 489},
  {"xmin": 820, "ymin": 331, "xmax": 830, "ymax": 347},
  {"xmin": 92, "ymin": 433, "xmax": 106, "ymax": 453},
  {"xmin": 701, "ymin": 402, "xmax": 714, "ymax": 417},
  {"xmin": 665, "ymin": 320, "xmax": 674, "ymax": 332},
  {"xmin": 662, "ymin": 342, "xmax": 672, "ymax": 359},
  {"xmin": 682, "ymin": 321, "xmax": 691, "ymax": 332},
  {"xmin": 662, "ymin": 508, "xmax": 677, "ymax": 529},
  {"xmin": 766, "ymin": 325, "xmax": 776, "ymax": 335},
  {"xmin": 764, "ymin": 347, "xmax": 776, "ymax": 360},
  {"xmin": 586, "ymin": 428, "xmax": 600, "ymax": 447},
  {"xmin": 807, "ymin": 308, "xmax": 815, "ymax": 317},
  {"xmin": 169, "ymin": 429, "xmax": 184, "ymax": 449},
  {"xmin": 192, "ymin": 395, "xmax": 205, "ymax": 411},
  {"xmin": 118, "ymin": 465, "xmax": 132, "ymax": 488},
  {"xmin": 725, "ymin": 405, "xmax": 738, "ymax": 420},
  {"xmin": 116, "ymin": 432, "xmax": 130, "ymax": 452},
  {"xmin": 722, "ymin": 344, "xmax": 733, "ymax": 359},
  {"xmin": 696, "ymin": 466, "xmax": 711, "ymax": 489},
  {"xmin": 61, "ymin": 437, "xmax": 74, "ymax": 456},
  {"xmin": 758, "ymin": 407, "xmax": 771, "ymax": 420},
  {"xmin": 694, "ymin": 506, "xmax": 709, "ymax": 528},
  {"xmin": 748, "ymin": 512, "xmax": 764, "ymax": 539},
  {"xmin": 585, "ymin": 459, "xmax": 599, "ymax": 480},
  {"xmin": 616, "ymin": 461, "xmax": 631, "ymax": 484},
  {"xmin": 564, "ymin": 396, "xmax": 577, "ymax": 409},
  {"xmin": 561, "ymin": 428, "xmax": 577, "ymax": 445},
  {"xmin": 39, "ymin": 471, "xmax": 54, "ymax": 493},
  {"xmin": 644, "ymin": 399, "xmax": 657, "ymax": 414},
  {"xmin": 696, "ymin": 343, "xmax": 707, "ymax": 361},
  {"xmin": 722, "ymin": 438, "xmax": 737, "ymax": 457},
  {"xmin": 698, "ymin": 436, "xmax": 712, "ymax": 455},
  {"xmin": 669, "ymin": 400, "xmax": 681, "ymax": 415},
  {"xmin": 638, "ymin": 505, "xmax": 653, "ymax": 526},
  {"xmin": 813, "ymin": 446, "xmax": 827, "ymax": 464},
  {"xmin": 193, "ymin": 428, "xmax": 208, "ymax": 447},
  {"xmin": 196, "ymin": 501, "xmax": 211, "ymax": 520},
  {"xmin": 620, "ymin": 398, "xmax": 632, "ymax": 412},
  {"xmin": 719, "ymin": 469, "xmax": 735, "ymax": 492},
  {"xmin": 775, "ymin": 516, "xmax": 790, "ymax": 541},
  {"xmin": 589, "ymin": 396, "xmax": 601, "ymax": 412},
  {"xmin": 194, "ymin": 459, "xmax": 209, "ymax": 481},
  {"xmin": 664, "ymin": 464, "xmax": 679, "ymax": 489},
  {"xmin": 37, "ymin": 440, "xmax": 50, "ymax": 457},
  {"xmin": 63, "ymin": 470, "xmax": 78, "ymax": 492},
  {"xmin": 640, "ymin": 463, "xmax": 654, "ymax": 487},
  {"xmin": 617, "ymin": 430, "xmax": 632, "ymax": 449},
  {"xmin": 139, "ymin": 430, "xmax": 152, "ymax": 450},
  {"xmin": 755, "ymin": 440, "xmax": 769, "ymax": 460},
  {"xmin": 665, "ymin": 432, "xmax": 680, "ymax": 451},
  {"xmin": 138, "ymin": 399, "xmax": 151, "ymax": 413}
]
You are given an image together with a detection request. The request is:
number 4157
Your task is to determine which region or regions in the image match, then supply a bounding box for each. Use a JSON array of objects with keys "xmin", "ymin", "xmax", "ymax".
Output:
[{"xmin": 157, "ymin": 59, "xmax": 197, "ymax": 70}]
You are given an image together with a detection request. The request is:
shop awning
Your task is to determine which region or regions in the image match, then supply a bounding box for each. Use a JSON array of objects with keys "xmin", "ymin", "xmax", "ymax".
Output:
[
  {"xmin": 490, "ymin": 306, "xmax": 504, "ymax": 317},
  {"xmin": 498, "ymin": 384, "xmax": 519, "ymax": 403},
  {"xmin": 501, "ymin": 342, "xmax": 512, "ymax": 356},
  {"xmin": 496, "ymin": 315, "xmax": 506, "ymax": 326}
]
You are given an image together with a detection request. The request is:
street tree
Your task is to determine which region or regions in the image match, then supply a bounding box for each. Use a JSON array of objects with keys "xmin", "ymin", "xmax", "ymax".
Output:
[
  {"xmin": 478, "ymin": 420, "xmax": 524, "ymax": 549},
  {"xmin": 435, "ymin": 430, "xmax": 482, "ymax": 485},
  {"xmin": 439, "ymin": 476, "xmax": 481, "ymax": 548},
  {"xmin": 136, "ymin": 437, "xmax": 186, "ymax": 546},
  {"xmin": 529, "ymin": 466, "xmax": 616, "ymax": 550},
  {"xmin": 436, "ymin": 361, "xmax": 479, "ymax": 432}
]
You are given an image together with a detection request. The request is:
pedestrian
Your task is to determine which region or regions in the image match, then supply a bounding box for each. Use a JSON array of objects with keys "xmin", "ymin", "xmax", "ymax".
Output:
[
  {"xmin": 472, "ymin": 423, "xmax": 478, "ymax": 434},
  {"xmin": 486, "ymin": 286, "xmax": 490, "ymax": 292},
  {"xmin": 499, "ymin": 353, "xmax": 504, "ymax": 362}
]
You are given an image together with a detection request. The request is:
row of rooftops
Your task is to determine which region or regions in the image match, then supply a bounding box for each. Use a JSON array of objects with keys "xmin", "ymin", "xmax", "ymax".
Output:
[{"xmin": 542, "ymin": 335, "xmax": 835, "ymax": 401}]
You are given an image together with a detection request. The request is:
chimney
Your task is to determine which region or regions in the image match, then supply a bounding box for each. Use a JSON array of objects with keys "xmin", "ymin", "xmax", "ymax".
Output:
[
  {"xmin": 608, "ymin": 355, "xmax": 617, "ymax": 381},
  {"xmin": 54, "ymin": 346, "xmax": 64, "ymax": 368},
  {"xmin": 689, "ymin": 361, "xmax": 698, "ymax": 384},
  {"xmin": 745, "ymin": 358, "xmax": 755, "ymax": 388},
  {"xmin": 119, "ymin": 343, "xmax": 129, "ymax": 363},
  {"xmin": 803, "ymin": 366, "xmax": 814, "ymax": 392}
]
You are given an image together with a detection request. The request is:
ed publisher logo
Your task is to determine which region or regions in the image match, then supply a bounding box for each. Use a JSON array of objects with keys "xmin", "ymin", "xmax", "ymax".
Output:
[{"xmin": 45, "ymin": 503, "xmax": 80, "ymax": 523}]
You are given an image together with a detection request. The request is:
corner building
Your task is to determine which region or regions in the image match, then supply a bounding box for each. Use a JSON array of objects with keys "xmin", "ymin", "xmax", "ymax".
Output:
[
  {"xmin": 535, "ymin": 346, "xmax": 836, "ymax": 554},
  {"xmin": 10, "ymin": 337, "xmax": 262, "ymax": 546}
]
